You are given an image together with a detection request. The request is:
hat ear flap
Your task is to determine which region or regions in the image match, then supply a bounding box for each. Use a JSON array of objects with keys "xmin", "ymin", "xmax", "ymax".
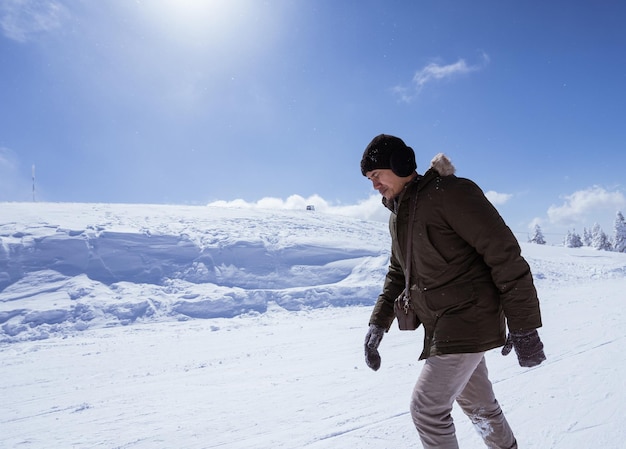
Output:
[{"xmin": 390, "ymin": 145, "xmax": 416, "ymax": 177}]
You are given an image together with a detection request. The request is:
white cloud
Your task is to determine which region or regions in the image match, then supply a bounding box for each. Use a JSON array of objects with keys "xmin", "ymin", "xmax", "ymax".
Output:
[
  {"xmin": 413, "ymin": 59, "xmax": 474, "ymax": 87},
  {"xmin": 485, "ymin": 190, "xmax": 512, "ymax": 206},
  {"xmin": 209, "ymin": 194, "xmax": 328, "ymax": 211},
  {"xmin": 547, "ymin": 186, "xmax": 626, "ymax": 226},
  {"xmin": 393, "ymin": 52, "xmax": 489, "ymax": 103},
  {"xmin": 0, "ymin": 0, "xmax": 68, "ymax": 43},
  {"xmin": 208, "ymin": 194, "xmax": 391, "ymax": 223}
]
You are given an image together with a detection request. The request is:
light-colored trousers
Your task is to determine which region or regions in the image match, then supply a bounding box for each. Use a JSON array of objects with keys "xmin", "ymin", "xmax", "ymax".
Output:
[{"xmin": 410, "ymin": 353, "xmax": 517, "ymax": 449}]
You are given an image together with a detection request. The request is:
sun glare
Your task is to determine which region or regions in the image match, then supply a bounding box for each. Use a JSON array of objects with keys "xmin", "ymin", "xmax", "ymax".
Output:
[{"xmin": 141, "ymin": 0, "xmax": 247, "ymax": 44}]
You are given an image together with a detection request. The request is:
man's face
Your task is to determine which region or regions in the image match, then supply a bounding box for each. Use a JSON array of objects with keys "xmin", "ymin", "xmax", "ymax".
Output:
[{"xmin": 365, "ymin": 169, "xmax": 407, "ymax": 200}]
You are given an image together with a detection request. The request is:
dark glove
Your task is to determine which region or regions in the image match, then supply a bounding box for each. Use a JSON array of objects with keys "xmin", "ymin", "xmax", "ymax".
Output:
[
  {"xmin": 502, "ymin": 329, "xmax": 546, "ymax": 367},
  {"xmin": 364, "ymin": 324, "xmax": 385, "ymax": 371}
]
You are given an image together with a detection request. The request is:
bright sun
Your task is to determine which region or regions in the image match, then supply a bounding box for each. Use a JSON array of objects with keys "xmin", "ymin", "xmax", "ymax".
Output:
[{"xmin": 142, "ymin": 0, "xmax": 247, "ymax": 44}]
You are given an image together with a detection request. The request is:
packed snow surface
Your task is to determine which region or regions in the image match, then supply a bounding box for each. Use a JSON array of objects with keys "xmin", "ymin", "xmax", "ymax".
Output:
[{"xmin": 1, "ymin": 202, "xmax": 624, "ymax": 448}]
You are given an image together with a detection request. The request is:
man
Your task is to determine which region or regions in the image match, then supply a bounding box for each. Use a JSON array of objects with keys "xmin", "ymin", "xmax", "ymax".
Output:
[{"xmin": 361, "ymin": 134, "xmax": 546, "ymax": 449}]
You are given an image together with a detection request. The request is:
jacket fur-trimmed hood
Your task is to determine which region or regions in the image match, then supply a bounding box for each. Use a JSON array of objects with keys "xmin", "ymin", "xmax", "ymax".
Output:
[{"xmin": 429, "ymin": 153, "xmax": 456, "ymax": 176}]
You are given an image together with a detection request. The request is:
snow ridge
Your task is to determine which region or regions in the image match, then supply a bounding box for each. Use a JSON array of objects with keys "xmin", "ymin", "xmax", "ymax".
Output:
[{"xmin": 0, "ymin": 203, "xmax": 389, "ymax": 342}]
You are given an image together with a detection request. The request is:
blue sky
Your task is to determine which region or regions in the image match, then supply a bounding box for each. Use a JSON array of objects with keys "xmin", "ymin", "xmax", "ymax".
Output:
[{"xmin": 1, "ymin": 0, "xmax": 625, "ymax": 243}]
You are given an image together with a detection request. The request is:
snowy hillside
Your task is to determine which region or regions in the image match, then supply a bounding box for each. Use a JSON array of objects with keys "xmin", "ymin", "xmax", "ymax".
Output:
[
  {"xmin": 0, "ymin": 202, "xmax": 388, "ymax": 342},
  {"xmin": 1, "ymin": 202, "xmax": 625, "ymax": 448}
]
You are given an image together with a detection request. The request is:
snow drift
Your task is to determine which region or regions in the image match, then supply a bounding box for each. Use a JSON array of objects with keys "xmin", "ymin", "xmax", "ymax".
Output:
[{"xmin": 0, "ymin": 202, "xmax": 388, "ymax": 342}]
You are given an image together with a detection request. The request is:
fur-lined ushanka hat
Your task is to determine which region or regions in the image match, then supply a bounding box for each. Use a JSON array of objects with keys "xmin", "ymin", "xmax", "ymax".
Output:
[
  {"xmin": 361, "ymin": 134, "xmax": 456, "ymax": 177},
  {"xmin": 360, "ymin": 134, "xmax": 417, "ymax": 177}
]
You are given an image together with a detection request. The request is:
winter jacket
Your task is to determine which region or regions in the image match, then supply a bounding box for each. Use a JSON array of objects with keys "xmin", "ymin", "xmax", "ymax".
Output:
[{"xmin": 369, "ymin": 154, "xmax": 543, "ymax": 360}]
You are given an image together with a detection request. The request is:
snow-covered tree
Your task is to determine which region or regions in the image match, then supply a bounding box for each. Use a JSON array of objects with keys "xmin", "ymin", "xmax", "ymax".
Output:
[
  {"xmin": 591, "ymin": 223, "xmax": 612, "ymax": 251},
  {"xmin": 613, "ymin": 211, "xmax": 626, "ymax": 253},
  {"xmin": 529, "ymin": 224, "xmax": 546, "ymax": 245},
  {"xmin": 564, "ymin": 229, "xmax": 583, "ymax": 248},
  {"xmin": 582, "ymin": 227, "xmax": 592, "ymax": 246}
]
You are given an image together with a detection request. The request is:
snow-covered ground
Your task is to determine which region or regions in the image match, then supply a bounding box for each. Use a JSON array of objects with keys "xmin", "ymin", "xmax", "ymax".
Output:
[{"xmin": 1, "ymin": 202, "xmax": 624, "ymax": 448}]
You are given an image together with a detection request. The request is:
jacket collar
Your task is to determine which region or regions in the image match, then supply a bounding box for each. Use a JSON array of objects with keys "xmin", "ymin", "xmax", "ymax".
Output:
[{"xmin": 381, "ymin": 153, "xmax": 456, "ymax": 214}]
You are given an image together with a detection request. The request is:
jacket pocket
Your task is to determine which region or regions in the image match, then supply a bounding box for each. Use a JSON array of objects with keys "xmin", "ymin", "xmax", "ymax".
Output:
[
  {"xmin": 423, "ymin": 281, "xmax": 477, "ymax": 315},
  {"xmin": 423, "ymin": 281, "xmax": 479, "ymax": 348}
]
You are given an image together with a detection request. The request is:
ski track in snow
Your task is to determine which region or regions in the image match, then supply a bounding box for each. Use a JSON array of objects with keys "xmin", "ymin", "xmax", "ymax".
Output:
[{"xmin": 1, "ymin": 202, "xmax": 625, "ymax": 448}]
